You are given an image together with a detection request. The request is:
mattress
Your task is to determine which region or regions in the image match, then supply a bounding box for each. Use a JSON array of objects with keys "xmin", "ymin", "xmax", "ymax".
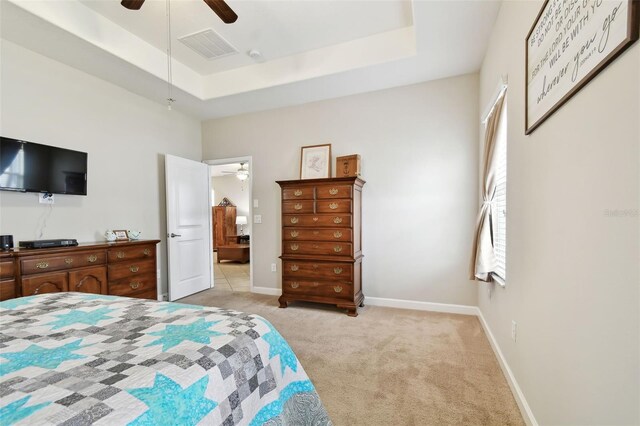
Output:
[{"xmin": 0, "ymin": 292, "xmax": 331, "ymax": 425}]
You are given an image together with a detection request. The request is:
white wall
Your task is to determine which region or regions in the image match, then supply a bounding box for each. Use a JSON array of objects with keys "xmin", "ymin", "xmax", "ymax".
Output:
[
  {"xmin": 478, "ymin": 2, "xmax": 639, "ymax": 425},
  {"xmin": 212, "ymin": 174, "xmax": 251, "ymax": 236},
  {"xmin": 0, "ymin": 41, "xmax": 202, "ymax": 296},
  {"xmin": 202, "ymin": 74, "xmax": 480, "ymax": 305}
]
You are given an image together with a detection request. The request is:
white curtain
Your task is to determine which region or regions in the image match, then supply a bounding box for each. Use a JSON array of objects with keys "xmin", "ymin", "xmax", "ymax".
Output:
[{"xmin": 470, "ymin": 90, "xmax": 506, "ymax": 282}]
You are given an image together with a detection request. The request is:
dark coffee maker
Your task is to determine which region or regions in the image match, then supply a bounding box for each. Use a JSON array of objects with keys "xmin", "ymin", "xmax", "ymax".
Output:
[{"xmin": 0, "ymin": 235, "xmax": 14, "ymax": 251}]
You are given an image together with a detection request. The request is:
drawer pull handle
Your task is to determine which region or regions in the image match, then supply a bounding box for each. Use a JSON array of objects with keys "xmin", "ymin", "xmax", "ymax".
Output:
[
  {"xmin": 130, "ymin": 282, "xmax": 140, "ymax": 290},
  {"xmin": 312, "ymin": 282, "xmax": 319, "ymax": 287},
  {"xmin": 329, "ymin": 203, "xmax": 339, "ymax": 210},
  {"xmin": 334, "ymin": 267, "xmax": 343, "ymax": 274},
  {"xmin": 143, "ymin": 248, "xmax": 151, "ymax": 256},
  {"xmin": 290, "ymin": 244, "xmax": 299, "ymax": 251},
  {"xmin": 87, "ymin": 255, "xmax": 98, "ymax": 263},
  {"xmin": 36, "ymin": 262, "xmax": 49, "ymax": 269},
  {"xmin": 313, "ymin": 231, "xmax": 320, "ymax": 235},
  {"xmin": 333, "ymin": 231, "xmax": 343, "ymax": 238},
  {"xmin": 290, "ymin": 282, "xmax": 299, "ymax": 289},
  {"xmin": 312, "ymin": 244, "xmax": 319, "ymax": 249},
  {"xmin": 294, "ymin": 203, "xmax": 303, "ymax": 210},
  {"xmin": 312, "ymin": 264, "xmax": 319, "ymax": 269},
  {"xmin": 334, "ymin": 246, "xmax": 343, "ymax": 253},
  {"xmin": 116, "ymin": 251, "xmax": 125, "ymax": 259},
  {"xmin": 329, "ymin": 188, "xmax": 339, "ymax": 195},
  {"xmin": 333, "ymin": 217, "xmax": 343, "ymax": 224},
  {"xmin": 290, "ymin": 265, "xmax": 299, "ymax": 272},
  {"xmin": 312, "ymin": 217, "xmax": 319, "ymax": 222},
  {"xmin": 334, "ymin": 285, "xmax": 343, "ymax": 293},
  {"xmin": 294, "ymin": 189, "xmax": 303, "ymax": 197},
  {"xmin": 65, "ymin": 258, "xmax": 74, "ymax": 265},
  {"xmin": 130, "ymin": 265, "xmax": 140, "ymax": 273},
  {"xmin": 290, "ymin": 217, "xmax": 299, "ymax": 224},
  {"xmin": 290, "ymin": 231, "xmax": 299, "ymax": 238}
]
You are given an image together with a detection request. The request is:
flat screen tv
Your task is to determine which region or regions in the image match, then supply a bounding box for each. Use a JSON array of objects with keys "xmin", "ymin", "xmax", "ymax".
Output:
[{"xmin": 0, "ymin": 137, "xmax": 87, "ymax": 195}]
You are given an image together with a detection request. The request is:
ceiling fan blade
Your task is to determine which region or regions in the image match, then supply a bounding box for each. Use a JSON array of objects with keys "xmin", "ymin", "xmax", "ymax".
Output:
[
  {"xmin": 121, "ymin": 0, "xmax": 145, "ymax": 10},
  {"xmin": 202, "ymin": 0, "xmax": 238, "ymax": 24}
]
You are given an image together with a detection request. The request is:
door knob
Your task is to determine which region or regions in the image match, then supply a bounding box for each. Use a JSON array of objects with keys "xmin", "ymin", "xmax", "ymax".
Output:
[{"xmin": 170, "ymin": 233, "xmax": 182, "ymax": 238}]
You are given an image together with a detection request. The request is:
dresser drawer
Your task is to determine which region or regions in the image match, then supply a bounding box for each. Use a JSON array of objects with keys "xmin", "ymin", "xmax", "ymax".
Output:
[
  {"xmin": 282, "ymin": 279, "xmax": 353, "ymax": 300},
  {"xmin": 316, "ymin": 185, "xmax": 352, "ymax": 199},
  {"xmin": 0, "ymin": 261, "xmax": 15, "ymax": 279},
  {"xmin": 283, "ymin": 214, "xmax": 351, "ymax": 227},
  {"xmin": 316, "ymin": 199, "xmax": 352, "ymax": 213},
  {"xmin": 283, "ymin": 261, "xmax": 353, "ymax": 279},
  {"xmin": 108, "ymin": 259, "xmax": 155, "ymax": 281},
  {"xmin": 283, "ymin": 241, "xmax": 352, "ymax": 256},
  {"xmin": 21, "ymin": 251, "xmax": 106, "ymax": 275},
  {"xmin": 283, "ymin": 228, "xmax": 352, "ymax": 242},
  {"xmin": 108, "ymin": 244, "xmax": 156, "ymax": 263},
  {"xmin": 282, "ymin": 187, "xmax": 314, "ymax": 200},
  {"xmin": 282, "ymin": 200, "xmax": 315, "ymax": 214},
  {"xmin": 109, "ymin": 273, "xmax": 156, "ymax": 297},
  {"xmin": 22, "ymin": 272, "xmax": 68, "ymax": 296},
  {"xmin": 0, "ymin": 279, "xmax": 16, "ymax": 301}
]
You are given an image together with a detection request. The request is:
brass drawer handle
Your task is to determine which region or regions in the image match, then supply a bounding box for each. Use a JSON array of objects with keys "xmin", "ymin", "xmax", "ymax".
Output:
[
  {"xmin": 329, "ymin": 202, "xmax": 339, "ymax": 210},
  {"xmin": 294, "ymin": 203, "xmax": 303, "ymax": 210},
  {"xmin": 290, "ymin": 282, "xmax": 299, "ymax": 289},
  {"xmin": 130, "ymin": 265, "xmax": 140, "ymax": 273},
  {"xmin": 143, "ymin": 248, "xmax": 151, "ymax": 256},
  {"xmin": 313, "ymin": 231, "xmax": 320, "ymax": 235},
  {"xmin": 36, "ymin": 262, "xmax": 49, "ymax": 269},
  {"xmin": 312, "ymin": 264, "xmax": 319, "ymax": 269},
  {"xmin": 334, "ymin": 267, "xmax": 343, "ymax": 274},
  {"xmin": 333, "ymin": 217, "xmax": 343, "ymax": 224},
  {"xmin": 290, "ymin": 231, "xmax": 299, "ymax": 238},
  {"xmin": 333, "ymin": 231, "xmax": 343, "ymax": 238},
  {"xmin": 312, "ymin": 217, "xmax": 319, "ymax": 222},
  {"xmin": 65, "ymin": 258, "xmax": 74, "ymax": 265},
  {"xmin": 290, "ymin": 244, "xmax": 299, "ymax": 251},
  {"xmin": 329, "ymin": 188, "xmax": 339, "ymax": 195},
  {"xmin": 116, "ymin": 251, "xmax": 125, "ymax": 259},
  {"xmin": 334, "ymin": 245, "xmax": 343, "ymax": 253},
  {"xmin": 87, "ymin": 255, "xmax": 98, "ymax": 263},
  {"xmin": 290, "ymin": 217, "xmax": 299, "ymax": 224},
  {"xmin": 130, "ymin": 282, "xmax": 140, "ymax": 290},
  {"xmin": 312, "ymin": 282, "xmax": 319, "ymax": 287},
  {"xmin": 294, "ymin": 189, "xmax": 303, "ymax": 197},
  {"xmin": 290, "ymin": 264, "xmax": 299, "ymax": 272},
  {"xmin": 312, "ymin": 244, "xmax": 319, "ymax": 249},
  {"xmin": 334, "ymin": 285, "xmax": 343, "ymax": 293}
]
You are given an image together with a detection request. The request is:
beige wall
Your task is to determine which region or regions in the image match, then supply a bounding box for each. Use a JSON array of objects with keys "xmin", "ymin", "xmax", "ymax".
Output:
[
  {"xmin": 212, "ymin": 174, "xmax": 251, "ymax": 236},
  {"xmin": 0, "ymin": 41, "xmax": 202, "ymax": 296},
  {"xmin": 478, "ymin": 2, "xmax": 639, "ymax": 424},
  {"xmin": 202, "ymin": 74, "xmax": 480, "ymax": 305}
]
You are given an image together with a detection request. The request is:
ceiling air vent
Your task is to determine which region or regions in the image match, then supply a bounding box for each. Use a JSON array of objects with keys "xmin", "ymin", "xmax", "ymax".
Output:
[{"xmin": 177, "ymin": 29, "xmax": 238, "ymax": 60}]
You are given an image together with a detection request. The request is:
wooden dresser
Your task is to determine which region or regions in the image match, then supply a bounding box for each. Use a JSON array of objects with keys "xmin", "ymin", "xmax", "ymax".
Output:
[
  {"xmin": 0, "ymin": 240, "xmax": 160, "ymax": 301},
  {"xmin": 276, "ymin": 177, "xmax": 365, "ymax": 316},
  {"xmin": 213, "ymin": 205, "xmax": 236, "ymax": 250}
]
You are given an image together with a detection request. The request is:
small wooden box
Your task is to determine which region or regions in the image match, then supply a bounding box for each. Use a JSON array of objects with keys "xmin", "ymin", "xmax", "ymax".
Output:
[{"xmin": 336, "ymin": 154, "xmax": 361, "ymax": 177}]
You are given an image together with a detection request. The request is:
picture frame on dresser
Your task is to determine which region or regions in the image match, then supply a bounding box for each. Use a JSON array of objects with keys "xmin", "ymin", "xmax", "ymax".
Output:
[
  {"xmin": 113, "ymin": 230, "xmax": 129, "ymax": 241},
  {"xmin": 300, "ymin": 144, "xmax": 332, "ymax": 179}
]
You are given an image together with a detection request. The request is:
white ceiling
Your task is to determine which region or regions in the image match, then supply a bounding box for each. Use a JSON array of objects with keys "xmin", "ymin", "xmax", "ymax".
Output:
[{"xmin": 1, "ymin": 0, "xmax": 502, "ymax": 120}]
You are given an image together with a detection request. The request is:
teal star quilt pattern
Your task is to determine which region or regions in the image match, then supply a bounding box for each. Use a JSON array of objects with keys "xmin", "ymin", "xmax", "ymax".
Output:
[{"xmin": 0, "ymin": 293, "xmax": 331, "ymax": 425}]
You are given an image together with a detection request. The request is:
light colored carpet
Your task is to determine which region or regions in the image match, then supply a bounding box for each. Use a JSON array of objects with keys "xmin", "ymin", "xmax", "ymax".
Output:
[{"xmin": 180, "ymin": 288, "xmax": 524, "ymax": 426}]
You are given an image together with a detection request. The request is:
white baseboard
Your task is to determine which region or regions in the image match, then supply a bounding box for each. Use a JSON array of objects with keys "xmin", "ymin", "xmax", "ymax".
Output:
[
  {"xmin": 251, "ymin": 286, "xmax": 281, "ymax": 296},
  {"xmin": 476, "ymin": 308, "xmax": 538, "ymax": 426},
  {"xmin": 366, "ymin": 296, "xmax": 478, "ymax": 316}
]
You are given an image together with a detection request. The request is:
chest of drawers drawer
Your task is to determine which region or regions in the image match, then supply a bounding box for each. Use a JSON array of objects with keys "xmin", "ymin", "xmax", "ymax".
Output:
[
  {"xmin": 109, "ymin": 273, "xmax": 156, "ymax": 297},
  {"xmin": 315, "ymin": 199, "xmax": 352, "ymax": 213},
  {"xmin": 0, "ymin": 261, "xmax": 15, "ymax": 280},
  {"xmin": 282, "ymin": 279, "xmax": 353, "ymax": 300},
  {"xmin": 282, "ymin": 200, "xmax": 315, "ymax": 214},
  {"xmin": 316, "ymin": 185, "xmax": 352, "ymax": 199},
  {"xmin": 21, "ymin": 251, "xmax": 106, "ymax": 275},
  {"xmin": 283, "ymin": 228, "xmax": 352, "ymax": 242},
  {"xmin": 283, "ymin": 214, "xmax": 351, "ymax": 227},
  {"xmin": 283, "ymin": 241, "xmax": 352, "ymax": 256},
  {"xmin": 283, "ymin": 261, "xmax": 353, "ymax": 279},
  {"xmin": 282, "ymin": 187, "xmax": 314, "ymax": 200},
  {"xmin": 108, "ymin": 259, "xmax": 155, "ymax": 281},
  {"xmin": 108, "ymin": 245, "xmax": 155, "ymax": 263}
]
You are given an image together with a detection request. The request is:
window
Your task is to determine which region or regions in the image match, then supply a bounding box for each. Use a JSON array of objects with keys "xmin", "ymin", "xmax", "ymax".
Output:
[{"xmin": 492, "ymin": 98, "xmax": 507, "ymax": 282}]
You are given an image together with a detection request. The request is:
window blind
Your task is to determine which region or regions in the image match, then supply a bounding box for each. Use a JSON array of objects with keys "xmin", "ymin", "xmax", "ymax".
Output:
[{"xmin": 492, "ymin": 100, "xmax": 507, "ymax": 281}]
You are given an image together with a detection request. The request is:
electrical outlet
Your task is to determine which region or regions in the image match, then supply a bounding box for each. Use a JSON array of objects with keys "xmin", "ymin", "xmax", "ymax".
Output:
[
  {"xmin": 511, "ymin": 320, "xmax": 517, "ymax": 342},
  {"xmin": 271, "ymin": 263, "xmax": 277, "ymax": 272},
  {"xmin": 39, "ymin": 193, "xmax": 54, "ymax": 204},
  {"xmin": 254, "ymin": 215, "xmax": 262, "ymax": 224}
]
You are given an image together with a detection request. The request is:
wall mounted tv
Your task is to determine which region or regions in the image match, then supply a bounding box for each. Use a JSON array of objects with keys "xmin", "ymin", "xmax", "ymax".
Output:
[{"xmin": 0, "ymin": 137, "xmax": 88, "ymax": 195}]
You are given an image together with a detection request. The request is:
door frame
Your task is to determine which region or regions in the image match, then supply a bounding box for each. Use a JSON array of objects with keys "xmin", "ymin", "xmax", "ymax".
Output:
[{"xmin": 205, "ymin": 156, "xmax": 254, "ymax": 292}]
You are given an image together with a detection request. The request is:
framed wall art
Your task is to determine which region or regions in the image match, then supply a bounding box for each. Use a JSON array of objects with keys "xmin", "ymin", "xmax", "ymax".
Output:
[
  {"xmin": 300, "ymin": 144, "xmax": 331, "ymax": 179},
  {"xmin": 525, "ymin": 0, "xmax": 639, "ymax": 134}
]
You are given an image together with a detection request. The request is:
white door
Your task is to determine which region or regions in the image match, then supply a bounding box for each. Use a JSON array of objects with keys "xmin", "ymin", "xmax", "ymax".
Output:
[{"xmin": 165, "ymin": 154, "xmax": 212, "ymax": 301}]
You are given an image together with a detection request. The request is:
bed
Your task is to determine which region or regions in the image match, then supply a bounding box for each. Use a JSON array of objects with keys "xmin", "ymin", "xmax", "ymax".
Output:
[{"xmin": 0, "ymin": 293, "xmax": 331, "ymax": 425}]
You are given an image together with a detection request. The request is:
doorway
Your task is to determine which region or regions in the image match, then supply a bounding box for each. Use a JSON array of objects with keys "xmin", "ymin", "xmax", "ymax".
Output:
[{"xmin": 206, "ymin": 157, "xmax": 253, "ymax": 292}]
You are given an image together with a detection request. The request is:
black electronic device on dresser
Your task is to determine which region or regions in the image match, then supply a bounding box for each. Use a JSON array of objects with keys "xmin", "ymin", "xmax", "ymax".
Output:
[{"xmin": 19, "ymin": 239, "xmax": 79, "ymax": 249}]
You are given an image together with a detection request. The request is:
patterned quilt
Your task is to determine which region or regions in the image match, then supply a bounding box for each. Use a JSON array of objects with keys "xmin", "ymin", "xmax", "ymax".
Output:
[{"xmin": 0, "ymin": 293, "xmax": 331, "ymax": 426}]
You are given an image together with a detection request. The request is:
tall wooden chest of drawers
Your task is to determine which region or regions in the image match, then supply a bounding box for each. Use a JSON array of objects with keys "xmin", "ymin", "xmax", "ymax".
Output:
[{"xmin": 277, "ymin": 177, "xmax": 365, "ymax": 316}]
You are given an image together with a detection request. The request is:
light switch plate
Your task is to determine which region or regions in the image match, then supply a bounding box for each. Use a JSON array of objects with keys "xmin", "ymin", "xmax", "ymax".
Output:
[
  {"xmin": 253, "ymin": 215, "xmax": 262, "ymax": 224},
  {"xmin": 253, "ymin": 199, "xmax": 259, "ymax": 208}
]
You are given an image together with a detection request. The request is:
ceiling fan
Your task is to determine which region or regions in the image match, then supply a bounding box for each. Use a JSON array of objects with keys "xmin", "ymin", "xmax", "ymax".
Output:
[
  {"xmin": 221, "ymin": 163, "xmax": 249, "ymax": 181},
  {"xmin": 121, "ymin": 0, "xmax": 238, "ymax": 24}
]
